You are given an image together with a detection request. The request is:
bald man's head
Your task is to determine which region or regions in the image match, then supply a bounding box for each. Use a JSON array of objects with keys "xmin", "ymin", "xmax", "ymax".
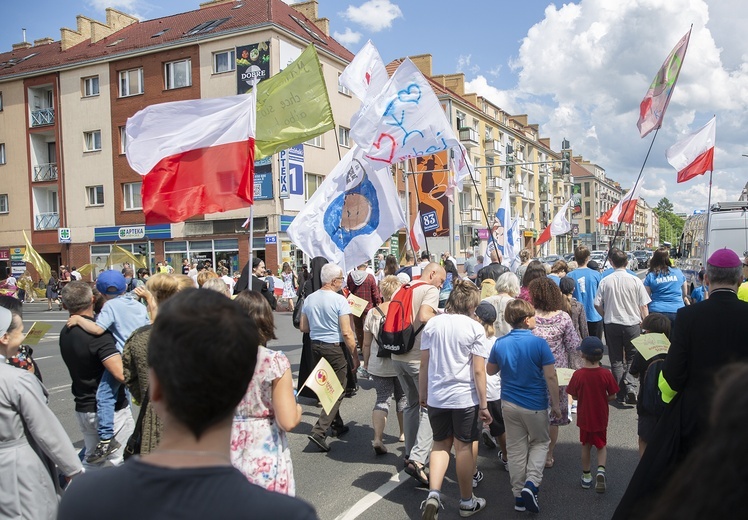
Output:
[{"xmin": 422, "ymin": 262, "xmax": 446, "ymax": 289}]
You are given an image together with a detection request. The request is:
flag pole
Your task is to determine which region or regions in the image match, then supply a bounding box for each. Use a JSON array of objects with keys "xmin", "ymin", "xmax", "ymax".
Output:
[
  {"xmin": 604, "ymin": 127, "xmax": 660, "ymax": 269},
  {"xmin": 408, "ymin": 159, "xmax": 430, "ymax": 255},
  {"xmin": 457, "ymin": 146, "xmax": 501, "ymax": 263},
  {"xmin": 403, "ymin": 162, "xmax": 416, "ymax": 258},
  {"xmin": 704, "ymin": 168, "xmax": 714, "ymax": 260},
  {"xmin": 248, "ymin": 205, "xmax": 254, "ymax": 274}
]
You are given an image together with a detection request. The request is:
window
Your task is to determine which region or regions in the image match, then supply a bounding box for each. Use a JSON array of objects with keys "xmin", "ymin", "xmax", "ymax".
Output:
[
  {"xmin": 83, "ymin": 76, "xmax": 99, "ymax": 97},
  {"xmin": 165, "ymin": 59, "xmax": 191, "ymax": 89},
  {"xmin": 0, "ymin": 143, "xmax": 5, "ymax": 165},
  {"xmin": 338, "ymin": 126, "xmax": 350, "ymax": 148},
  {"xmin": 0, "ymin": 194, "xmax": 7, "ymax": 213},
  {"xmin": 456, "ymin": 111, "xmax": 466, "ymax": 129},
  {"xmin": 86, "ymin": 185, "xmax": 104, "ymax": 206},
  {"xmin": 84, "ymin": 131, "xmax": 102, "ymax": 152},
  {"xmin": 305, "ymin": 134, "xmax": 323, "ymax": 148},
  {"xmin": 123, "ymin": 182, "xmax": 142, "ymax": 210},
  {"xmin": 119, "ymin": 68, "xmax": 143, "ymax": 97},
  {"xmin": 585, "ymin": 219, "xmax": 591, "ymax": 234},
  {"xmin": 213, "ymin": 49, "xmax": 235, "ymax": 74},
  {"xmin": 585, "ymin": 201, "xmax": 590, "ymax": 216},
  {"xmin": 337, "ymin": 74, "xmax": 351, "ymax": 95},
  {"xmin": 0, "ymin": 92, "xmax": 3, "ymax": 111},
  {"xmin": 119, "ymin": 126, "xmax": 127, "ymax": 154},
  {"xmin": 185, "ymin": 17, "xmax": 230, "ymax": 36},
  {"xmin": 485, "ymin": 125, "xmax": 493, "ymax": 141},
  {"xmin": 305, "ymin": 174, "xmax": 324, "ymax": 200},
  {"xmin": 584, "ymin": 182, "xmax": 590, "ymax": 197}
]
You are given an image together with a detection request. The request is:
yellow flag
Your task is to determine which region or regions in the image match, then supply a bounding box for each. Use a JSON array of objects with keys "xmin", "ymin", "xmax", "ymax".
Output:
[
  {"xmin": 254, "ymin": 44, "xmax": 335, "ymax": 159},
  {"xmin": 301, "ymin": 356, "xmax": 344, "ymax": 414},
  {"xmin": 21, "ymin": 230, "xmax": 51, "ymax": 284},
  {"xmin": 76, "ymin": 263, "xmax": 96, "ymax": 276},
  {"xmin": 107, "ymin": 244, "xmax": 147, "ymax": 270}
]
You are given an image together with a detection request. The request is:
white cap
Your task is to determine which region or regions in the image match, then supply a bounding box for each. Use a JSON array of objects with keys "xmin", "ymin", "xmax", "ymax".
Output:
[{"xmin": 0, "ymin": 307, "xmax": 12, "ymax": 336}]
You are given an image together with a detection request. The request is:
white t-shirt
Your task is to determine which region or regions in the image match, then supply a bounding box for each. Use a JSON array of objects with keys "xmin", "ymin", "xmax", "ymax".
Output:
[
  {"xmin": 484, "ymin": 335, "xmax": 502, "ymax": 402},
  {"xmin": 221, "ymin": 275, "xmax": 235, "ymax": 294},
  {"xmin": 421, "ymin": 313, "xmax": 489, "ymax": 409},
  {"xmin": 594, "ymin": 269, "xmax": 651, "ymax": 326}
]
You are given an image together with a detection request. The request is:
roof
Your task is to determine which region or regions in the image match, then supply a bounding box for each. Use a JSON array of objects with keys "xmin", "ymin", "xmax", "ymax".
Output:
[{"xmin": 0, "ymin": 0, "xmax": 353, "ymax": 80}]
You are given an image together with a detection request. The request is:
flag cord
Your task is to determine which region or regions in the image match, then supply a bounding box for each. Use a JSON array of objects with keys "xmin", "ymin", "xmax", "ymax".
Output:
[
  {"xmin": 604, "ymin": 127, "xmax": 660, "ymax": 269},
  {"xmin": 458, "ymin": 146, "xmax": 502, "ymax": 262}
]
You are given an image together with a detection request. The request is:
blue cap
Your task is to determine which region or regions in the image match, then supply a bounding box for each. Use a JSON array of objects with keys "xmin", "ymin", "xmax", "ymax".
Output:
[
  {"xmin": 96, "ymin": 269, "xmax": 126, "ymax": 295},
  {"xmin": 578, "ymin": 336, "xmax": 604, "ymax": 356}
]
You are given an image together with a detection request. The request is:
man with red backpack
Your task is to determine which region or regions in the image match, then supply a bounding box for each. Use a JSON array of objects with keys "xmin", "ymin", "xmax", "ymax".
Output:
[{"xmin": 389, "ymin": 262, "xmax": 446, "ymax": 485}]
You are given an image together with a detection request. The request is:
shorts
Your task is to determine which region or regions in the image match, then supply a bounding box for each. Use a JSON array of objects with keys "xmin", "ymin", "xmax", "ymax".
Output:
[
  {"xmin": 428, "ymin": 405, "xmax": 479, "ymax": 443},
  {"xmin": 637, "ymin": 414, "xmax": 659, "ymax": 444},
  {"xmin": 580, "ymin": 429, "xmax": 607, "ymax": 449},
  {"xmin": 486, "ymin": 399, "xmax": 506, "ymax": 437}
]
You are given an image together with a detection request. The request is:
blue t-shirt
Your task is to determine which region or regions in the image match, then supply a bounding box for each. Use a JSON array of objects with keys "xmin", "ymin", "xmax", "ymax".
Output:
[
  {"xmin": 602, "ymin": 268, "xmax": 637, "ymax": 278},
  {"xmin": 488, "ymin": 329, "xmax": 555, "ymax": 411},
  {"xmin": 301, "ymin": 289, "xmax": 351, "ymax": 343},
  {"xmin": 96, "ymin": 295, "xmax": 150, "ymax": 352},
  {"xmin": 644, "ymin": 268, "xmax": 686, "ymax": 313},
  {"xmin": 548, "ymin": 274, "xmax": 561, "ymax": 286},
  {"xmin": 691, "ymin": 285, "xmax": 707, "ymax": 303},
  {"xmin": 567, "ymin": 267, "xmax": 602, "ymax": 322}
]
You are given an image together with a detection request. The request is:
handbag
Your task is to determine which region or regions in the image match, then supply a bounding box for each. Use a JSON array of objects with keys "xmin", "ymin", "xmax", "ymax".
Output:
[
  {"xmin": 292, "ymin": 294, "xmax": 304, "ymax": 329},
  {"xmin": 124, "ymin": 388, "xmax": 150, "ymax": 460}
]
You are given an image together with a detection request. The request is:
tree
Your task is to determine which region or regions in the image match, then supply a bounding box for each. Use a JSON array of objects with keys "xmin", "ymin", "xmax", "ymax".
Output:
[
  {"xmin": 656, "ymin": 198, "xmax": 674, "ymax": 214},
  {"xmin": 654, "ymin": 198, "xmax": 684, "ymax": 246}
]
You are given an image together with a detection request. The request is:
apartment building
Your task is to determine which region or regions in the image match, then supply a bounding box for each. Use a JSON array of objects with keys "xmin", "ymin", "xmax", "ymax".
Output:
[{"xmin": 0, "ymin": 0, "xmax": 358, "ymax": 278}]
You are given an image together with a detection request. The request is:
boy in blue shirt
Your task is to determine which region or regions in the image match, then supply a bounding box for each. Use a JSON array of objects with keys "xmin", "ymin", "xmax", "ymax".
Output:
[{"xmin": 67, "ymin": 269, "xmax": 149, "ymax": 463}]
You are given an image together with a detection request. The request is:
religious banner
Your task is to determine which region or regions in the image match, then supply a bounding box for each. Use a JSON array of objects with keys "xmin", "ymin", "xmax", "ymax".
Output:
[{"xmin": 412, "ymin": 152, "xmax": 450, "ymax": 238}]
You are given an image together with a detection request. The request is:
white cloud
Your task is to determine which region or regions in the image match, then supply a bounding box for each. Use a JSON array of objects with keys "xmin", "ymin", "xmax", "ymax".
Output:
[
  {"xmin": 87, "ymin": 0, "xmax": 139, "ymax": 12},
  {"xmin": 341, "ymin": 0, "xmax": 403, "ymax": 32},
  {"xmin": 462, "ymin": 0, "xmax": 748, "ymax": 214},
  {"xmin": 333, "ymin": 27, "xmax": 362, "ymax": 47}
]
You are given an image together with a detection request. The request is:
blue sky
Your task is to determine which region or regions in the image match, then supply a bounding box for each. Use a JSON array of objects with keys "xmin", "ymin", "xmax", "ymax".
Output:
[{"xmin": 3, "ymin": 0, "xmax": 748, "ymax": 213}]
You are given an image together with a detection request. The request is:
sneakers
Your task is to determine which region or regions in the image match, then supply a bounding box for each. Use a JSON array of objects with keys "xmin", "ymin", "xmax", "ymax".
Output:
[
  {"xmin": 86, "ymin": 438, "xmax": 121, "ymax": 464},
  {"xmin": 581, "ymin": 473, "xmax": 593, "ymax": 489},
  {"xmin": 420, "ymin": 495, "xmax": 443, "ymax": 520},
  {"xmin": 514, "ymin": 497, "xmax": 526, "ymax": 512},
  {"xmin": 595, "ymin": 471, "xmax": 607, "ymax": 493},
  {"xmin": 481, "ymin": 429, "xmax": 497, "ymax": 449},
  {"xmin": 330, "ymin": 425, "xmax": 350, "ymax": 437},
  {"xmin": 307, "ymin": 433, "xmax": 330, "ymax": 452},
  {"xmin": 521, "ymin": 481, "xmax": 539, "ymax": 513},
  {"xmin": 571, "ymin": 400, "xmax": 578, "ymax": 414},
  {"xmin": 459, "ymin": 495, "xmax": 486, "ymax": 517},
  {"xmin": 498, "ymin": 451, "xmax": 509, "ymax": 471},
  {"xmin": 472, "ymin": 470, "xmax": 483, "ymax": 488}
]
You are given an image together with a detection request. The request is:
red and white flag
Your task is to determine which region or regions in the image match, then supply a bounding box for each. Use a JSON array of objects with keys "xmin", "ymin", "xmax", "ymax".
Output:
[
  {"xmin": 598, "ymin": 181, "xmax": 642, "ymax": 226},
  {"xmin": 339, "ymin": 40, "xmax": 387, "ymax": 103},
  {"xmin": 536, "ymin": 200, "xmax": 571, "ymax": 246},
  {"xmin": 410, "ymin": 211, "xmax": 426, "ymax": 252},
  {"xmin": 637, "ymin": 28, "xmax": 691, "ymax": 138},
  {"xmin": 125, "ymin": 92, "xmax": 256, "ymax": 224},
  {"xmin": 666, "ymin": 116, "xmax": 716, "ymax": 183}
]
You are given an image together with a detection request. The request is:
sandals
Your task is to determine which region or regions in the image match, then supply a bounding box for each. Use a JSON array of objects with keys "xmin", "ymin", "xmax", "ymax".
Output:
[
  {"xmin": 405, "ymin": 459, "xmax": 429, "ymax": 486},
  {"xmin": 545, "ymin": 457, "xmax": 555, "ymax": 469},
  {"xmin": 373, "ymin": 443, "xmax": 388, "ymax": 455}
]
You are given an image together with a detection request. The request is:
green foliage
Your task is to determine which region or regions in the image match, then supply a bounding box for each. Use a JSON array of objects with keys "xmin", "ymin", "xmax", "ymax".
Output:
[{"xmin": 654, "ymin": 198, "xmax": 684, "ymax": 245}]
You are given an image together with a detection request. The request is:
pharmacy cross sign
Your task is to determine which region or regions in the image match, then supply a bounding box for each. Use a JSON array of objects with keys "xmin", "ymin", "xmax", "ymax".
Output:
[{"xmin": 58, "ymin": 228, "xmax": 71, "ymax": 243}]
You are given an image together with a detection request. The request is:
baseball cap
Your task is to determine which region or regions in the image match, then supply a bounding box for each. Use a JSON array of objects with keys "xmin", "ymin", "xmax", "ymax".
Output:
[
  {"xmin": 587, "ymin": 260, "xmax": 600, "ymax": 271},
  {"xmin": 578, "ymin": 336, "xmax": 605, "ymax": 356},
  {"xmin": 475, "ymin": 301, "xmax": 497, "ymax": 324},
  {"xmin": 96, "ymin": 269, "xmax": 127, "ymax": 295},
  {"xmin": 0, "ymin": 307, "xmax": 12, "ymax": 336},
  {"xmin": 707, "ymin": 248, "xmax": 741, "ymax": 268},
  {"xmin": 577, "ymin": 336, "xmax": 603, "ymax": 356}
]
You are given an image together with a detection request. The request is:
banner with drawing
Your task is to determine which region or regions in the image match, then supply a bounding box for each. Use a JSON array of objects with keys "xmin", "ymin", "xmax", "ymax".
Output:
[{"xmin": 412, "ymin": 152, "xmax": 450, "ymax": 237}]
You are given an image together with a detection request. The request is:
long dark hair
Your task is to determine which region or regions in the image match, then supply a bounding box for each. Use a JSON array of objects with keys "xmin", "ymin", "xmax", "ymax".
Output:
[
  {"xmin": 522, "ymin": 260, "xmax": 546, "ymax": 288},
  {"xmin": 648, "ymin": 246, "xmax": 671, "ymax": 276},
  {"xmin": 234, "ymin": 290, "xmax": 277, "ymax": 345}
]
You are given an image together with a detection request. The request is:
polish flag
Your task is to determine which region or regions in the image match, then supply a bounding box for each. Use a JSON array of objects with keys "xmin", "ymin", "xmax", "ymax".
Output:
[
  {"xmin": 598, "ymin": 180, "xmax": 642, "ymax": 226},
  {"xmin": 666, "ymin": 117, "xmax": 716, "ymax": 183},
  {"xmin": 125, "ymin": 92, "xmax": 256, "ymax": 224},
  {"xmin": 339, "ymin": 40, "xmax": 388, "ymax": 103},
  {"xmin": 410, "ymin": 211, "xmax": 426, "ymax": 253},
  {"xmin": 536, "ymin": 200, "xmax": 571, "ymax": 246}
]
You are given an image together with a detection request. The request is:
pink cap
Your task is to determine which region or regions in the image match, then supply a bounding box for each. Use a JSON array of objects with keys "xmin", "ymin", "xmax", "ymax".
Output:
[{"xmin": 707, "ymin": 248, "xmax": 742, "ymax": 268}]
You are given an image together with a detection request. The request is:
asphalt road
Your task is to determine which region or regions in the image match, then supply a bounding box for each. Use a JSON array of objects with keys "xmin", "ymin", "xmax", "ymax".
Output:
[{"xmin": 22, "ymin": 273, "xmax": 646, "ymax": 520}]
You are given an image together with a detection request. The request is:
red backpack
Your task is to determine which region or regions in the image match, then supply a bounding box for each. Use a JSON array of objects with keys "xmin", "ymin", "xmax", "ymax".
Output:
[{"xmin": 376, "ymin": 281, "xmax": 426, "ymax": 357}]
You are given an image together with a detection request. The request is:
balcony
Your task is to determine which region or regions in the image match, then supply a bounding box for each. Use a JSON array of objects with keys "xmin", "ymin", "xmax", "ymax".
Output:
[
  {"xmin": 486, "ymin": 176, "xmax": 502, "ymax": 191},
  {"xmin": 526, "ymin": 190, "xmax": 535, "ymax": 201},
  {"xmin": 33, "ymin": 163, "xmax": 58, "ymax": 182},
  {"xmin": 31, "ymin": 108, "xmax": 55, "ymax": 127},
  {"xmin": 471, "ymin": 208, "xmax": 483, "ymax": 223},
  {"xmin": 35, "ymin": 212, "xmax": 59, "ymax": 230},
  {"xmin": 484, "ymin": 139, "xmax": 501, "ymax": 157},
  {"xmin": 459, "ymin": 127, "xmax": 480, "ymax": 149}
]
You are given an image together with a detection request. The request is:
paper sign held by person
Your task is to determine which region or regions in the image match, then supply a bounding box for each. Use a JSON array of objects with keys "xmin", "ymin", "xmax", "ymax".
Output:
[
  {"xmin": 632, "ymin": 333, "xmax": 671, "ymax": 360},
  {"xmin": 556, "ymin": 368, "xmax": 576, "ymax": 386},
  {"xmin": 346, "ymin": 293, "xmax": 368, "ymax": 317},
  {"xmin": 24, "ymin": 322, "xmax": 53, "ymax": 345}
]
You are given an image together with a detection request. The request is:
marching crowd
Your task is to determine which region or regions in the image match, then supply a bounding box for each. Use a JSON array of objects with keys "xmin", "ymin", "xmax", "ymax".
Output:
[{"xmin": 0, "ymin": 244, "xmax": 747, "ymax": 519}]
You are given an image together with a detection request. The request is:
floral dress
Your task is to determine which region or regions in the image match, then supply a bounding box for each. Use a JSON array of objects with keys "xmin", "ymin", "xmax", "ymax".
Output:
[
  {"xmin": 533, "ymin": 311, "xmax": 581, "ymax": 426},
  {"xmin": 230, "ymin": 346, "xmax": 295, "ymax": 495},
  {"xmin": 281, "ymin": 272, "xmax": 297, "ymax": 299}
]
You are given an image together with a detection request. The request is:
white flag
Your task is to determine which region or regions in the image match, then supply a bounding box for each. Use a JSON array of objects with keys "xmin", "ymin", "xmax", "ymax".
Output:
[
  {"xmin": 409, "ymin": 211, "xmax": 426, "ymax": 252},
  {"xmin": 536, "ymin": 200, "xmax": 571, "ymax": 246},
  {"xmin": 339, "ymin": 40, "xmax": 388, "ymax": 103},
  {"xmin": 350, "ymin": 59, "xmax": 463, "ymax": 166},
  {"xmin": 286, "ymin": 146, "xmax": 406, "ymax": 273},
  {"xmin": 665, "ymin": 116, "xmax": 716, "ymax": 183}
]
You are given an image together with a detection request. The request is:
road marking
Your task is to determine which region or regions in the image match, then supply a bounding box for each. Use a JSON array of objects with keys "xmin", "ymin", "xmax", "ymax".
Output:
[
  {"xmin": 47, "ymin": 385, "xmax": 69, "ymax": 394},
  {"xmin": 23, "ymin": 319, "xmax": 69, "ymax": 323},
  {"xmin": 333, "ymin": 469, "xmax": 409, "ymax": 520},
  {"xmin": 34, "ymin": 355, "xmax": 54, "ymax": 360}
]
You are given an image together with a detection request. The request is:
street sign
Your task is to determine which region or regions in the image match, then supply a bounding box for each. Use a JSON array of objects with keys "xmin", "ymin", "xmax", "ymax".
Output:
[
  {"xmin": 265, "ymin": 235, "xmax": 277, "ymax": 245},
  {"xmin": 58, "ymin": 228, "xmax": 71, "ymax": 243}
]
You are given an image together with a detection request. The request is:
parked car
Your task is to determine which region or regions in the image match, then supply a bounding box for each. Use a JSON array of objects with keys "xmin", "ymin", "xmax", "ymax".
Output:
[
  {"xmin": 626, "ymin": 252, "xmax": 639, "ymax": 271},
  {"xmin": 632, "ymin": 250, "xmax": 649, "ymax": 269},
  {"xmin": 590, "ymin": 250, "xmax": 607, "ymax": 264},
  {"xmin": 563, "ymin": 253, "xmax": 575, "ymax": 263},
  {"xmin": 540, "ymin": 254, "xmax": 562, "ymax": 267}
]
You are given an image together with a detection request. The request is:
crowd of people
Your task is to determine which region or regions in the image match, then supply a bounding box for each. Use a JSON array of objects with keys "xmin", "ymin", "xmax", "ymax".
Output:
[{"xmin": 1, "ymin": 245, "xmax": 747, "ymax": 519}]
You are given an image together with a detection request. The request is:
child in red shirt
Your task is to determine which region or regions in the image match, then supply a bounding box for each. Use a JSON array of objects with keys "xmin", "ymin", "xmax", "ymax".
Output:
[{"xmin": 567, "ymin": 336, "xmax": 619, "ymax": 493}]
